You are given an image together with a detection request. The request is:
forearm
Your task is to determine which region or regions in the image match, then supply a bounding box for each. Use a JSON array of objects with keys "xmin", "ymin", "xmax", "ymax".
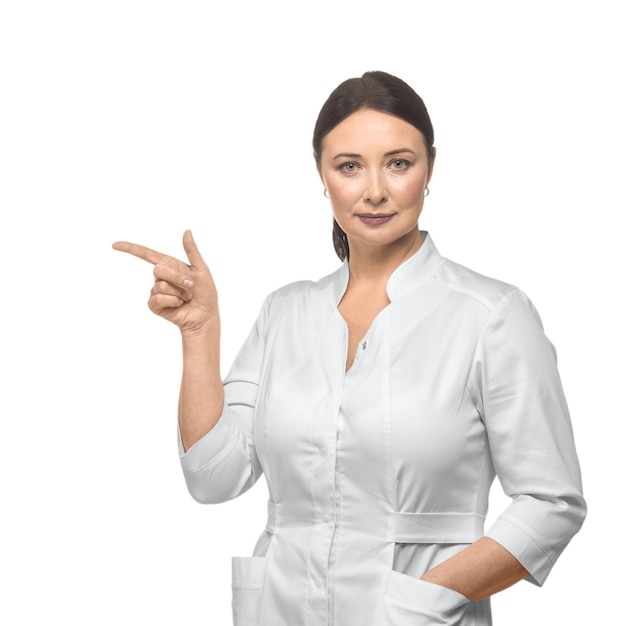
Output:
[
  {"xmin": 178, "ymin": 320, "xmax": 225, "ymax": 452},
  {"xmin": 420, "ymin": 537, "xmax": 529, "ymax": 602}
]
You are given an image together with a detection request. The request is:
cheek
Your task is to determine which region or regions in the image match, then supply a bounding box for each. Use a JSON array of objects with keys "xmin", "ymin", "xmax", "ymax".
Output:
[
  {"xmin": 326, "ymin": 178, "xmax": 360, "ymax": 208},
  {"xmin": 392, "ymin": 175, "xmax": 426, "ymax": 205}
]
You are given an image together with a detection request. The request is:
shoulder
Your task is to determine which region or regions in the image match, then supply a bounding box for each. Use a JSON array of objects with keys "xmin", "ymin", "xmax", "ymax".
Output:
[
  {"xmin": 434, "ymin": 257, "xmax": 520, "ymax": 313},
  {"xmin": 262, "ymin": 266, "xmax": 342, "ymax": 311},
  {"xmin": 435, "ymin": 259, "xmax": 546, "ymax": 341},
  {"xmin": 252, "ymin": 268, "xmax": 342, "ymax": 341}
]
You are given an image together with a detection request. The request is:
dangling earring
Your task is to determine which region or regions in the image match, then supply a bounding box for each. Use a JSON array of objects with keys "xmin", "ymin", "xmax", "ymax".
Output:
[
  {"xmin": 324, "ymin": 189, "xmax": 329, "ymax": 198},
  {"xmin": 424, "ymin": 187, "xmax": 430, "ymax": 197}
]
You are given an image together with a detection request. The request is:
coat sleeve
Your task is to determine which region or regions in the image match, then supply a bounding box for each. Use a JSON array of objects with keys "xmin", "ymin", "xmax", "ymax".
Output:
[
  {"xmin": 177, "ymin": 295, "xmax": 271, "ymax": 504},
  {"xmin": 474, "ymin": 288, "xmax": 587, "ymax": 585}
]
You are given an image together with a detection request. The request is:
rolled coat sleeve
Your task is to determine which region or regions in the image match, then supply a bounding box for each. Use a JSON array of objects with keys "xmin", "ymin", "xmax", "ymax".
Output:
[
  {"xmin": 178, "ymin": 296, "xmax": 270, "ymax": 504},
  {"xmin": 474, "ymin": 288, "xmax": 587, "ymax": 585}
]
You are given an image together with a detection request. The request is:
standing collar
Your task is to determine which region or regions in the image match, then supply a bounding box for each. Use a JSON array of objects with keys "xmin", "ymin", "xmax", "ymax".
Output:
[{"xmin": 332, "ymin": 231, "xmax": 445, "ymax": 304}]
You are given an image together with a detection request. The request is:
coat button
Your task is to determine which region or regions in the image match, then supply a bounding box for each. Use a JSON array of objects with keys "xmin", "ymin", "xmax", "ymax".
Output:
[{"xmin": 361, "ymin": 340, "xmax": 367, "ymax": 350}]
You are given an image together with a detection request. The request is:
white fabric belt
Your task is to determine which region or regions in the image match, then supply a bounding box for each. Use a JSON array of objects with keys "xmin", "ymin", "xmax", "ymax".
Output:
[
  {"xmin": 265, "ymin": 502, "xmax": 484, "ymax": 544},
  {"xmin": 394, "ymin": 511, "xmax": 485, "ymax": 543}
]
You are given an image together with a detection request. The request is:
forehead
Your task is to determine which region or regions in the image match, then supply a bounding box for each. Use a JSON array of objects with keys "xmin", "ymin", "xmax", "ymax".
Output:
[{"xmin": 322, "ymin": 108, "xmax": 426, "ymax": 155}]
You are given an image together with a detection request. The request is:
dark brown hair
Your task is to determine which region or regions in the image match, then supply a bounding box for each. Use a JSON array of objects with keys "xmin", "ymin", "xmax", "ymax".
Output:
[{"xmin": 312, "ymin": 71, "xmax": 435, "ymax": 261}]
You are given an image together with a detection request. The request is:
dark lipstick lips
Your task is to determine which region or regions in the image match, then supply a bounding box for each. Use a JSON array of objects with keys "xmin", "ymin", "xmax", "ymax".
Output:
[{"xmin": 357, "ymin": 213, "xmax": 394, "ymax": 225}]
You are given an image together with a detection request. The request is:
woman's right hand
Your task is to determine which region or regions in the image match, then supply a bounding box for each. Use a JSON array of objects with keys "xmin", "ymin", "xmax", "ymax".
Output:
[{"xmin": 112, "ymin": 230, "xmax": 219, "ymax": 337}]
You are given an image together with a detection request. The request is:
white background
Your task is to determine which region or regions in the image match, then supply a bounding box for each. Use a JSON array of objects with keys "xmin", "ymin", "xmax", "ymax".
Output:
[{"xmin": 1, "ymin": 1, "xmax": 623, "ymax": 624}]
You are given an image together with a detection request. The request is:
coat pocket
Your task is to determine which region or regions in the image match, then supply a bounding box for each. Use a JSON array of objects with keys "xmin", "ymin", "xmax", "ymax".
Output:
[
  {"xmin": 232, "ymin": 556, "xmax": 266, "ymax": 626},
  {"xmin": 374, "ymin": 571, "xmax": 472, "ymax": 626}
]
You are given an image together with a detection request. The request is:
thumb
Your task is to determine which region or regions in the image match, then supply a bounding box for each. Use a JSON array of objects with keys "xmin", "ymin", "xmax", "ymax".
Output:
[{"xmin": 182, "ymin": 230, "xmax": 207, "ymax": 268}]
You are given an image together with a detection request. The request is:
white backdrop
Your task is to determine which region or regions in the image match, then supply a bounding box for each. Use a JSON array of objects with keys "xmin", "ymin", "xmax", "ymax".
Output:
[{"xmin": 1, "ymin": 1, "xmax": 623, "ymax": 624}]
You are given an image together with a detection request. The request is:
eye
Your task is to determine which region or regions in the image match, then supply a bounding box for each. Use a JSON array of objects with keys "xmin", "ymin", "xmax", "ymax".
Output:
[
  {"xmin": 389, "ymin": 158, "xmax": 410, "ymax": 170},
  {"xmin": 338, "ymin": 161, "xmax": 360, "ymax": 173}
]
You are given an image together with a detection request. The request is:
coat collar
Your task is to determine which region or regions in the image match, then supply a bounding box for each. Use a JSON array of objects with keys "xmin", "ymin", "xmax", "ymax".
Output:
[{"xmin": 331, "ymin": 231, "xmax": 445, "ymax": 304}]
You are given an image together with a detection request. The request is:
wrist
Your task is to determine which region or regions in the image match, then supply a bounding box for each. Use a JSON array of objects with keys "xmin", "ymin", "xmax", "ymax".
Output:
[{"xmin": 180, "ymin": 315, "xmax": 220, "ymax": 342}]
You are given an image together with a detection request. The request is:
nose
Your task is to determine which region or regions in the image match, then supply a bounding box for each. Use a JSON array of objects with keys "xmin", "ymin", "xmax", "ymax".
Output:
[{"xmin": 364, "ymin": 171, "xmax": 387, "ymax": 205}]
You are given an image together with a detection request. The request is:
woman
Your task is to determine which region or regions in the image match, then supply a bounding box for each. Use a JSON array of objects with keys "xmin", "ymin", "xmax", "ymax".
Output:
[{"xmin": 113, "ymin": 71, "xmax": 586, "ymax": 625}]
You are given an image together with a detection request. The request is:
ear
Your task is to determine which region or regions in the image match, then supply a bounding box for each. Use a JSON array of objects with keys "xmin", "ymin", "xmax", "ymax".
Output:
[
  {"xmin": 317, "ymin": 163, "xmax": 327, "ymax": 187},
  {"xmin": 427, "ymin": 146, "xmax": 437, "ymax": 183}
]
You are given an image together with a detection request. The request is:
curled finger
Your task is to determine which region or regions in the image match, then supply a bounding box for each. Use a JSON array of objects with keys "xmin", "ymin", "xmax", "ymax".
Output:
[
  {"xmin": 152, "ymin": 280, "xmax": 193, "ymax": 301},
  {"xmin": 153, "ymin": 263, "xmax": 194, "ymax": 290},
  {"xmin": 148, "ymin": 293, "xmax": 185, "ymax": 312}
]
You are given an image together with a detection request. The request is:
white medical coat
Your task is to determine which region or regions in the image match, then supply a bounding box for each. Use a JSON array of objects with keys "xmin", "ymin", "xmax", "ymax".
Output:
[{"xmin": 179, "ymin": 233, "xmax": 586, "ymax": 625}]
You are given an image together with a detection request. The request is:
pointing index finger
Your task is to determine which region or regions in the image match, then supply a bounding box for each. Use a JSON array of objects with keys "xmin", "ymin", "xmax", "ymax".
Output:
[{"xmin": 112, "ymin": 241, "xmax": 167, "ymax": 266}]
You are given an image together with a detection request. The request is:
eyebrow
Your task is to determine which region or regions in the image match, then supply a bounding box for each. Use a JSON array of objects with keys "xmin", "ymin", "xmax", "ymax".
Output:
[{"xmin": 332, "ymin": 148, "xmax": 417, "ymax": 160}]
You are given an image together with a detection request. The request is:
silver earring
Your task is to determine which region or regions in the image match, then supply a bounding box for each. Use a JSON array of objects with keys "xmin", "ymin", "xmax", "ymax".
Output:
[
  {"xmin": 424, "ymin": 187, "xmax": 430, "ymax": 197},
  {"xmin": 324, "ymin": 189, "xmax": 329, "ymax": 198}
]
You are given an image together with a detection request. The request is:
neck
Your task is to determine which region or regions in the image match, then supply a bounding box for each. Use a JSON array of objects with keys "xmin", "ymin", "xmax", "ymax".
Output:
[{"xmin": 346, "ymin": 228, "xmax": 424, "ymax": 284}]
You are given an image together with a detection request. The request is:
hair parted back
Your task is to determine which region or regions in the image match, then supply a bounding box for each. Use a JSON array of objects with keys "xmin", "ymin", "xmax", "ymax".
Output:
[{"xmin": 312, "ymin": 71, "xmax": 435, "ymax": 262}]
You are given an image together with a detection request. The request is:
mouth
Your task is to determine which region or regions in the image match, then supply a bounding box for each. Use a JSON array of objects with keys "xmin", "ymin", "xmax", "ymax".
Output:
[{"xmin": 356, "ymin": 213, "xmax": 395, "ymax": 225}]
